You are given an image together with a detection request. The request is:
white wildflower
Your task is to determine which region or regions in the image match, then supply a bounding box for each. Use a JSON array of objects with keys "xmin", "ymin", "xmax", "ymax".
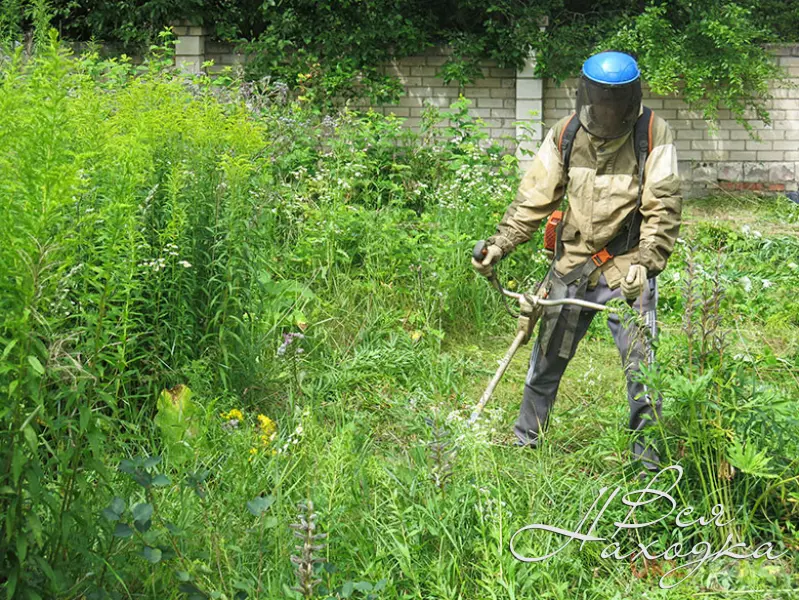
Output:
[
  {"xmin": 740, "ymin": 276, "xmax": 752, "ymax": 293},
  {"xmin": 445, "ymin": 411, "xmax": 463, "ymax": 424}
]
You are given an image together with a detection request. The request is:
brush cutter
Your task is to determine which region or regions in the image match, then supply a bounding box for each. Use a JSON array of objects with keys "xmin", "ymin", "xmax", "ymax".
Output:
[{"xmin": 468, "ymin": 241, "xmax": 611, "ymax": 426}]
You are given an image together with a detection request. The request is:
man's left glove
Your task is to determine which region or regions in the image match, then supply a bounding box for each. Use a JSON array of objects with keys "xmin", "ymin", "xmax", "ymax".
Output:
[
  {"xmin": 471, "ymin": 244, "xmax": 503, "ymax": 278},
  {"xmin": 621, "ymin": 264, "xmax": 648, "ymax": 300}
]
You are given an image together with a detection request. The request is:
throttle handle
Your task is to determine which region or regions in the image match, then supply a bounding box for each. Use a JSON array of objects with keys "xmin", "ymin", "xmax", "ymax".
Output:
[{"xmin": 472, "ymin": 240, "xmax": 488, "ymax": 262}]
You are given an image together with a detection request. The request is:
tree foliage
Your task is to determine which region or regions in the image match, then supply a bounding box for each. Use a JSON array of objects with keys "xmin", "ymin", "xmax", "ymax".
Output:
[{"xmin": 2, "ymin": 1, "xmax": 797, "ymax": 124}]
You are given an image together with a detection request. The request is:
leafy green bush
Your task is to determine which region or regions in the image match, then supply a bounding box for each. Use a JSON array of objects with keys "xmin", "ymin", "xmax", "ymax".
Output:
[
  {"xmin": 640, "ymin": 254, "xmax": 799, "ymax": 546},
  {"xmin": 0, "ymin": 32, "xmax": 521, "ymax": 596},
  {"xmin": 602, "ymin": 2, "xmax": 785, "ymax": 129},
  {"xmin": 0, "ymin": 34, "xmax": 289, "ymax": 594}
]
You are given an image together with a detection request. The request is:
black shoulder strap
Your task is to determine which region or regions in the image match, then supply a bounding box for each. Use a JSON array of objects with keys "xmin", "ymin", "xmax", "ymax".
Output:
[
  {"xmin": 635, "ymin": 106, "xmax": 654, "ymax": 171},
  {"xmin": 622, "ymin": 106, "xmax": 654, "ymax": 252},
  {"xmin": 553, "ymin": 113, "xmax": 582, "ymax": 261},
  {"xmin": 558, "ymin": 113, "xmax": 582, "ymax": 174}
]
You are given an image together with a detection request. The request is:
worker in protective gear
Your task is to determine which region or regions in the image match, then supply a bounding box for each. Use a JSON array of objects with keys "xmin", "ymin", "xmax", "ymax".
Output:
[{"xmin": 472, "ymin": 51, "xmax": 682, "ymax": 473}]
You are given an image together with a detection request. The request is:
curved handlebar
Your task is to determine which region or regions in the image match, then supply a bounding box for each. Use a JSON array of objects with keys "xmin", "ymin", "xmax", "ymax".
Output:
[
  {"xmin": 500, "ymin": 287, "xmax": 609, "ymax": 313},
  {"xmin": 472, "ymin": 239, "xmax": 611, "ymax": 313}
]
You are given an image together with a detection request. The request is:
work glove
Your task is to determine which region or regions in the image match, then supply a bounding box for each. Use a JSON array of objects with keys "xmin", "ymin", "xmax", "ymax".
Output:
[
  {"xmin": 521, "ymin": 281, "xmax": 549, "ymax": 312},
  {"xmin": 471, "ymin": 244, "xmax": 503, "ymax": 278},
  {"xmin": 621, "ymin": 264, "xmax": 648, "ymax": 300},
  {"xmin": 517, "ymin": 283, "xmax": 547, "ymax": 344}
]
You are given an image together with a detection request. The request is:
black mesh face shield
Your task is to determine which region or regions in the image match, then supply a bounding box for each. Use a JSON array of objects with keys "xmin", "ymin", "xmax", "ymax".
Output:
[{"xmin": 575, "ymin": 75, "xmax": 642, "ymax": 140}]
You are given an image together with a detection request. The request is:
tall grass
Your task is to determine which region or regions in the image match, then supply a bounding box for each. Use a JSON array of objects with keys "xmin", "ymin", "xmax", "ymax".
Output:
[{"xmin": 0, "ymin": 33, "xmax": 524, "ymax": 597}]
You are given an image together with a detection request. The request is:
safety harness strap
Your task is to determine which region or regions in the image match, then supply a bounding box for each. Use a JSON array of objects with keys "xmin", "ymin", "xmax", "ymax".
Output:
[
  {"xmin": 553, "ymin": 114, "xmax": 584, "ymax": 262},
  {"xmin": 557, "ymin": 260, "xmax": 599, "ymax": 359},
  {"xmin": 559, "ymin": 113, "xmax": 583, "ymax": 174}
]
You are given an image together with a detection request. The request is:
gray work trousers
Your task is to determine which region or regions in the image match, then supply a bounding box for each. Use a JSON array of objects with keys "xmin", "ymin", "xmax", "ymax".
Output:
[{"xmin": 513, "ymin": 272, "xmax": 661, "ymax": 449}]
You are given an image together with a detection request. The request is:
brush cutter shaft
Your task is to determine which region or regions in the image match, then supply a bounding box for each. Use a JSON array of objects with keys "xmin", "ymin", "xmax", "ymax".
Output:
[
  {"xmin": 467, "ymin": 279, "xmax": 612, "ymax": 427},
  {"xmin": 468, "ymin": 329, "xmax": 527, "ymax": 425},
  {"xmin": 539, "ymin": 297, "xmax": 608, "ymax": 312}
]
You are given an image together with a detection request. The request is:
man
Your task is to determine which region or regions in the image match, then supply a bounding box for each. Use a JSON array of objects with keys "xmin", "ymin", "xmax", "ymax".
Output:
[{"xmin": 472, "ymin": 51, "xmax": 682, "ymax": 472}]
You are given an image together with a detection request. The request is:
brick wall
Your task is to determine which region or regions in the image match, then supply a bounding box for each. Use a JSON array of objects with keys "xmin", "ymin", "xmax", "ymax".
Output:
[
  {"xmin": 205, "ymin": 39, "xmax": 245, "ymax": 70},
  {"xmin": 171, "ymin": 24, "xmax": 799, "ymax": 196},
  {"xmin": 347, "ymin": 47, "xmax": 518, "ymax": 147},
  {"xmin": 178, "ymin": 39, "xmax": 543, "ymax": 157}
]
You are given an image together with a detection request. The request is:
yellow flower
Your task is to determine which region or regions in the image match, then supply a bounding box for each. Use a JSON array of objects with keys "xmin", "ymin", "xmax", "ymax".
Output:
[
  {"xmin": 257, "ymin": 414, "xmax": 277, "ymax": 437},
  {"xmin": 249, "ymin": 447, "xmax": 258, "ymax": 455},
  {"xmin": 252, "ymin": 414, "xmax": 278, "ymax": 449},
  {"xmin": 220, "ymin": 409, "xmax": 244, "ymax": 421}
]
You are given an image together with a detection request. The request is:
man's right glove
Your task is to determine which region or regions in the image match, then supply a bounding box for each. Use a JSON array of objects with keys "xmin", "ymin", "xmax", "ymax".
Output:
[
  {"xmin": 621, "ymin": 264, "xmax": 648, "ymax": 300},
  {"xmin": 471, "ymin": 243, "xmax": 503, "ymax": 277}
]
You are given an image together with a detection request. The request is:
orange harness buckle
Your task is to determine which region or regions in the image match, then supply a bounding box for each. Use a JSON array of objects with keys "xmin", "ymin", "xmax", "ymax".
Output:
[{"xmin": 591, "ymin": 248, "xmax": 613, "ymax": 267}]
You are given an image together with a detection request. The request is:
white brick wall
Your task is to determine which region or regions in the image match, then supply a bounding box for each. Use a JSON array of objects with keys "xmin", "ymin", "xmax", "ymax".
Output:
[{"xmin": 366, "ymin": 48, "xmax": 520, "ymax": 149}]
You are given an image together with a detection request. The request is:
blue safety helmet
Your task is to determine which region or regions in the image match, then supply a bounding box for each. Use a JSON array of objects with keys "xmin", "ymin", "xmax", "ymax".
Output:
[{"xmin": 576, "ymin": 51, "xmax": 642, "ymax": 139}]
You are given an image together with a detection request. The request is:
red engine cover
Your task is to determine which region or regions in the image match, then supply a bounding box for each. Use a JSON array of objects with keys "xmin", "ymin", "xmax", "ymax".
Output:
[{"xmin": 544, "ymin": 210, "xmax": 563, "ymax": 252}]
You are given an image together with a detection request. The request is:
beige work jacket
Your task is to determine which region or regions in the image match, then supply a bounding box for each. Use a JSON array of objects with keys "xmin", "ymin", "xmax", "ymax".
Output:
[{"xmin": 487, "ymin": 111, "xmax": 683, "ymax": 288}]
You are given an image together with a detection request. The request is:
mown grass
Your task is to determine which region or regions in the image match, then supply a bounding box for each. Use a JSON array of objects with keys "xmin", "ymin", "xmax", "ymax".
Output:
[{"xmin": 1, "ymin": 36, "xmax": 798, "ymax": 600}]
